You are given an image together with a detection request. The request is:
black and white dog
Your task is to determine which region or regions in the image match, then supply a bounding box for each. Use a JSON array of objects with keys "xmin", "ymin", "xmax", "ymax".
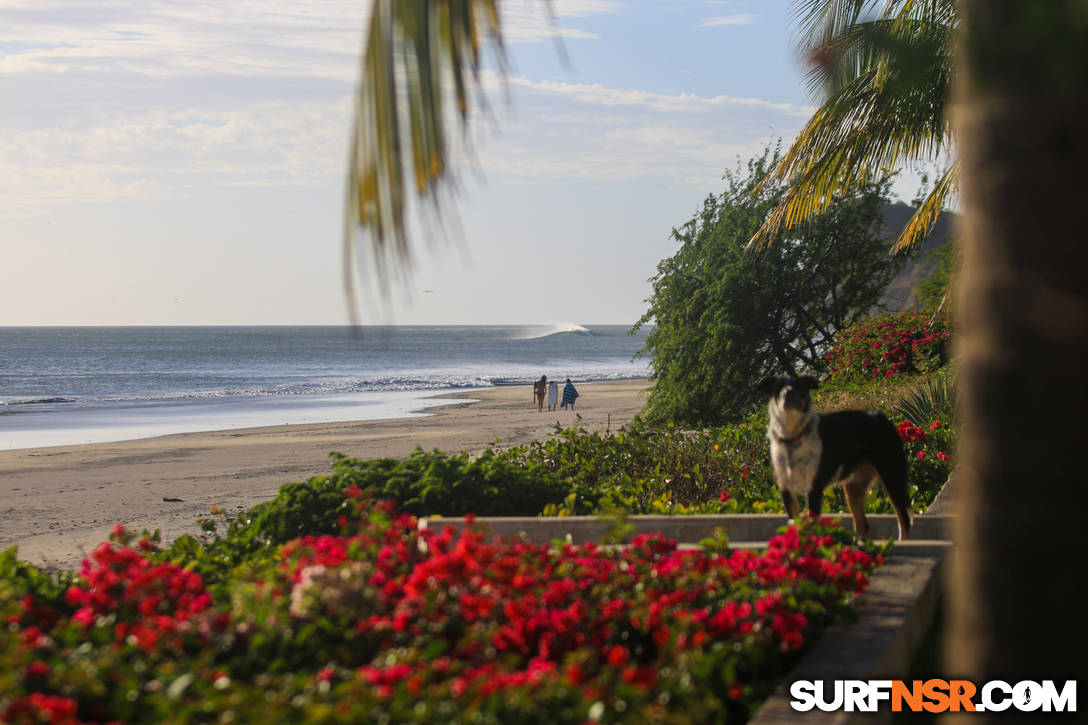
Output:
[{"xmin": 758, "ymin": 376, "xmax": 912, "ymax": 540}]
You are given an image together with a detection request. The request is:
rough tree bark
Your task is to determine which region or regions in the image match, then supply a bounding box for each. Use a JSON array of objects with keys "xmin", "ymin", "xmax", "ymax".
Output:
[{"xmin": 949, "ymin": 1, "xmax": 1087, "ymax": 719}]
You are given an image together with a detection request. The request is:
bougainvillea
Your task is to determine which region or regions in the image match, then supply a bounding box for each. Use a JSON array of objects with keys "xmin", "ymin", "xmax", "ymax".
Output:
[
  {"xmin": 62, "ymin": 536, "xmax": 219, "ymax": 652},
  {"xmin": 895, "ymin": 417, "xmax": 955, "ymax": 511},
  {"xmin": 1, "ymin": 495, "xmax": 887, "ymax": 724},
  {"xmin": 825, "ymin": 310, "xmax": 951, "ymax": 383}
]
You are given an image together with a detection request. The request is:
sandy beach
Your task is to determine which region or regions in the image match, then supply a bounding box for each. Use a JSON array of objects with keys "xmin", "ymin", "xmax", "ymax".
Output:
[{"xmin": 0, "ymin": 379, "xmax": 649, "ymax": 569}]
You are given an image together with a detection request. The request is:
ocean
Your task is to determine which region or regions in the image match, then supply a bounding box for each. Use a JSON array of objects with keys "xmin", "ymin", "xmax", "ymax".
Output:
[{"xmin": 0, "ymin": 324, "xmax": 650, "ymax": 450}]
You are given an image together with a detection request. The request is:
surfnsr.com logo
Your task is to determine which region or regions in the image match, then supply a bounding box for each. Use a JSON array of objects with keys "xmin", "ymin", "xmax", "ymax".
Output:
[{"xmin": 789, "ymin": 679, "xmax": 1076, "ymax": 713}]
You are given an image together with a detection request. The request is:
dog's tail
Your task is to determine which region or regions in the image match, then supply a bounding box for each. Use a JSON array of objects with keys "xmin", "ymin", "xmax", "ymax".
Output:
[{"xmin": 877, "ymin": 416, "xmax": 912, "ymax": 540}]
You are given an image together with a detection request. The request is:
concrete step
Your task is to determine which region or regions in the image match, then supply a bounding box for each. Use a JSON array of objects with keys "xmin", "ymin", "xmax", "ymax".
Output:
[{"xmin": 421, "ymin": 513, "xmax": 952, "ymax": 545}]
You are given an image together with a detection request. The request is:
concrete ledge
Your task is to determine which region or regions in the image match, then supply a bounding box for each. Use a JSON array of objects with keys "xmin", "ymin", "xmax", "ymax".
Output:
[
  {"xmin": 750, "ymin": 541, "xmax": 951, "ymax": 725},
  {"xmin": 424, "ymin": 513, "xmax": 952, "ymax": 544}
]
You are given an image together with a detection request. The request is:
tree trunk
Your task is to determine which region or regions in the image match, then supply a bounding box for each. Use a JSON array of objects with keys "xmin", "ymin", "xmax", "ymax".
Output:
[{"xmin": 949, "ymin": 1, "xmax": 1088, "ymax": 718}]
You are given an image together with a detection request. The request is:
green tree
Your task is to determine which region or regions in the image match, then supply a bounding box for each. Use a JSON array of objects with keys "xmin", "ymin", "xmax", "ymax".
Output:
[
  {"xmin": 634, "ymin": 147, "xmax": 904, "ymax": 425},
  {"xmin": 914, "ymin": 237, "xmax": 958, "ymax": 311}
]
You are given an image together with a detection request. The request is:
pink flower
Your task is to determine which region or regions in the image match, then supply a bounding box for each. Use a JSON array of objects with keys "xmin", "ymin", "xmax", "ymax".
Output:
[
  {"xmin": 936, "ymin": 451, "xmax": 949, "ymax": 462},
  {"xmin": 916, "ymin": 451, "xmax": 927, "ymax": 460}
]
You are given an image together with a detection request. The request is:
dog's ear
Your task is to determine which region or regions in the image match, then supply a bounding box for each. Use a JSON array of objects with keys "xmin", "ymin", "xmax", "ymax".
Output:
[
  {"xmin": 796, "ymin": 376, "xmax": 820, "ymax": 392},
  {"xmin": 758, "ymin": 377, "xmax": 784, "ymax": 396}
]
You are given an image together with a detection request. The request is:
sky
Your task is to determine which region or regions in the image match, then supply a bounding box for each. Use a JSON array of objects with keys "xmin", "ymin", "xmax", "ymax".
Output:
[{"xmin": 0, "ymin": 0, "xmax": 912, "ymax": 326}]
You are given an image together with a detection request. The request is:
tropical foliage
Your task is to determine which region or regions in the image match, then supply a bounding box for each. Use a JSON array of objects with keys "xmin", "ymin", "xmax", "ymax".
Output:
[
  {"xmin": 895, "ymin": 368, "xmax": 956, "ymax": 429},
  {"xmin": 635, "ymin": 146, "xmax": 905, "ymax": 425},
  {"xmin": 914, "ymin": 238, "xmax": 958, "ymax": 312},
  {"xmin": 750, "ymin": 0, "xmax": 958, "ymax": 253}
]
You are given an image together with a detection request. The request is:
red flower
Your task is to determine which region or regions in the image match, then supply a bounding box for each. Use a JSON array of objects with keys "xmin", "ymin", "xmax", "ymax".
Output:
[
  {"xmin": 622, "ymin": 665, "xmax": 658, "ymax": 689},
  {"xmin": 606, "ymin": 644, "xmax": 630, "ymax": 669},
  {"xmin": 24, "ymin": 660, "xmax": 51, "ymax": 680},
  {"xmin": 897, "ymin": 420, "xmax": 928, "ymax": 443},
  {"xmin": 2, "ymin": 694, "xmax": 87, "ymax": 725}
]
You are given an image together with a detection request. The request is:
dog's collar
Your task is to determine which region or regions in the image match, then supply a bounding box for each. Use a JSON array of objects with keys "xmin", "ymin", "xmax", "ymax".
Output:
[{"xmin": 775, "ymin": 419, "xmax": 814, "ymax": 447}]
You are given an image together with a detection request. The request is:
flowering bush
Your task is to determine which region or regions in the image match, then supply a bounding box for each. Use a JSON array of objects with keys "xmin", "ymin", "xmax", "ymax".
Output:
[
  {"xmin": 1, "ymin": 495, "xmax": 886, "ymax": 724},
  {"xmin": 824, "ymin": 310, "xmax": 951, "ymax": 383},
  {"xmin": 61, "ymin": 528, "xmax": 219, "ymax": 652},
  {"xmin": 895, "ymin": 417, "xmax": 955, "ymax": 510}
]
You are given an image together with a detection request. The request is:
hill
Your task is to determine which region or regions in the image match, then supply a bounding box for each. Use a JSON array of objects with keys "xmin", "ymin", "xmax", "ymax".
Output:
[{"xmin": 879, "ymin": 202, "xmax": 957, "ymax": 310}]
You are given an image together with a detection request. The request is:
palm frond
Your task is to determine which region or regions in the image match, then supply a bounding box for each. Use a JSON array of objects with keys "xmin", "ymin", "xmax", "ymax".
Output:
[
  {"xmin": 759, "ymin": 0, "xmax": 958, "ymax": 251},
  {"xmin": 894, "ymin": 160, "xmax": 958, "ymax": 251},
  {"xmin": 749, "ymin": 50, "xmax": 953, "ymax": 249},
  {"xmin": 344, "ymin": 0, "xmax": 506, "ymax": 313},
  {"xmin": 791, "ymin": 0, "xmax": 882, "ymax": 55}
]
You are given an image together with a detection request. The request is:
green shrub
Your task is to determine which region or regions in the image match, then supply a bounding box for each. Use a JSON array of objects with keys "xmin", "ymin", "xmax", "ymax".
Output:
[
  {"xmin": 140, "ymin": 450, "xmax": 574, "ymax": 596},
  {"xmin": 500, "ymin": 418, "xmax": 779, "ymax": 515}
]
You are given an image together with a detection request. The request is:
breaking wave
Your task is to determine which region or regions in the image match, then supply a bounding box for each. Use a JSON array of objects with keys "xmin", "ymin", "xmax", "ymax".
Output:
[{"xmin": 510, "ymin": 322, "xmax": 593, "ymax": 340}]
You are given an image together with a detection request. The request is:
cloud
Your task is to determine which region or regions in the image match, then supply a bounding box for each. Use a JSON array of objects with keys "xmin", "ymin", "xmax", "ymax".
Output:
[
  {"xmin": 0, "ymin": 1, "xmax": 803, "ymax": 211},
  {"xmin": 0, "ymin": 1, "xmax": 367, "ymax": 210},
  {"xmin": 0, "ymin": 93, "xmax": 350, "ymax": 209},
  {"xmin": 500, "ymin": 0, "xmax": 623, "ymax": 43},
  {"xmin": 0, "ymin": 1, "xmax": 368, "ymax": 82},
  {"xmin": 697, "ymin": 14, "xmax": 759, "ymax": 27},
  {"xmin": 462, "ymin": 75, "xmax": 813, "ymax": 191},
  {"xmin": 501, "ymin": 74, "xmax": 813, "ymax": 116},
  {"xmin": 0, "ymin": 1, "xmax": 628, "ymax": 211}
]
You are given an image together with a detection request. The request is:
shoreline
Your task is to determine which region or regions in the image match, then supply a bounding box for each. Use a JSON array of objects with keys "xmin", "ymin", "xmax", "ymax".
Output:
[{"xmin": 0, "ymin": 378, "xmax": 650, "ymax": 569}]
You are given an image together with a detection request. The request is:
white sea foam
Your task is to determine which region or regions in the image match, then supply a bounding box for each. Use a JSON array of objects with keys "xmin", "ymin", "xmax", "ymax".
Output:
[{"xmin": 510, "ymin": 322, "xmax": 592, "ymax": 340}]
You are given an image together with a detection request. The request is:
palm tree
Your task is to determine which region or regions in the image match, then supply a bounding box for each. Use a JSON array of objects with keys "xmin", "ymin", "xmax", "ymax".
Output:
[
  {"xmin": 947, "ymin": 0, "xmax": 1084, "ymax": 709},
  {"xmin": 749, "ymin": 0, "xmax": 958, "ymax": 253},
  {"xmin": 347, "ymin": 3, "xmax": 1086, "ymax": 706}
]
